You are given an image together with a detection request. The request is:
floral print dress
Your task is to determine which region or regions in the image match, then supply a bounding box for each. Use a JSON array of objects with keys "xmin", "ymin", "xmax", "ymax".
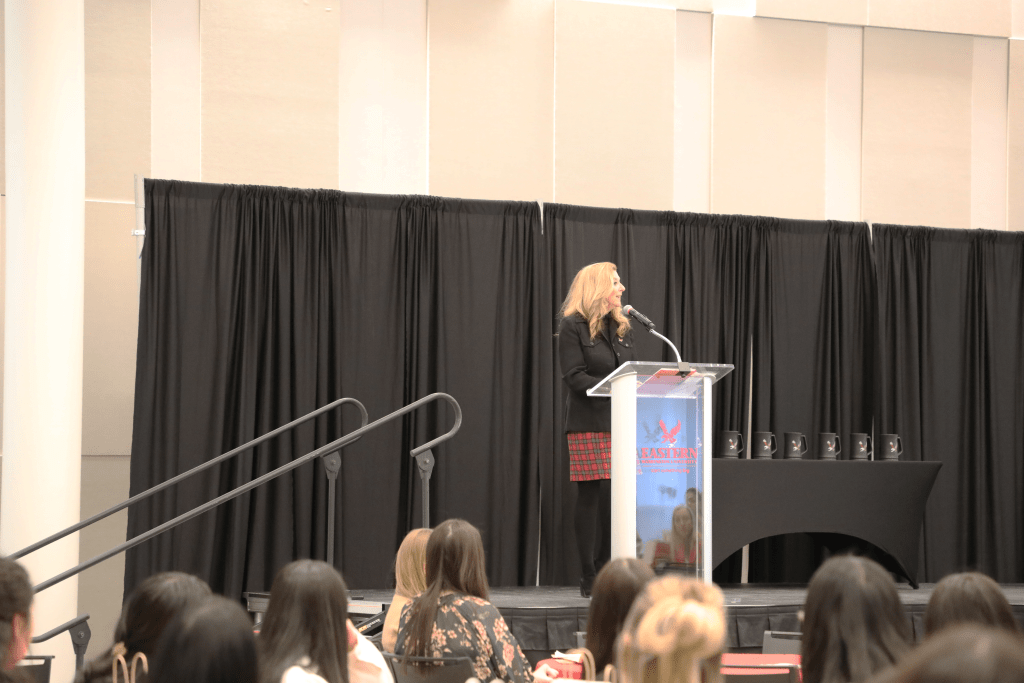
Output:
[{"xmin": 395, "ymin": 593, "xmax": 533, "ymax": 683}]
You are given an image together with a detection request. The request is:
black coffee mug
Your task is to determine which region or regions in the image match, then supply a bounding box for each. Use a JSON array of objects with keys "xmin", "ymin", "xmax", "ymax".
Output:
[
  {"xmin": 818, "ymin": 433, "xmax": 841, "ymax": 460},
  {"xmin": 720, "ymin": 431, "xmax": 744, "ymax": 458},
  {"xmin": 850, "ymin": 433, "xmax": 871, "ymax": 460},
  {"xmin": 751, "ymin": 432, "xmax": 776, "ymax": 459},
  {"xmin": 783, "ymin": 432, "xmax": 807, "ymax": 459},
  {"xmin": 880, "ymin": 434, "xmax": 902, "ymax": 461}
]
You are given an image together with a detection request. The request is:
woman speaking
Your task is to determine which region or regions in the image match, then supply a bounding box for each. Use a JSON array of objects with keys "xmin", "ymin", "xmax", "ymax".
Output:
[{"xmin": 557, "ymin": 262, "xmax": 637, "ymax": 597}]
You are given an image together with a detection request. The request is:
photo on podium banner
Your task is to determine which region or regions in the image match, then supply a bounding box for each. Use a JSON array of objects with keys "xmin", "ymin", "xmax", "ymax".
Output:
[{"xmin": 635, "ymin": 389, "xmax": 704, "ymax": 579}]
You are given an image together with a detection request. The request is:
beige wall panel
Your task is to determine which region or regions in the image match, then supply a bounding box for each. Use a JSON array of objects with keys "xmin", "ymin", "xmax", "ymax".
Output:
[
  {"xmin": 83, "ymin": 203, "xmax": 138, "ymax": 456},
  {"xmin": 869, "ymin": 0, "xmax": 1010, "ymax": 38},
  {"xmin": 711, "ymin": 16, "xmax": 827, "ymax": 220},
  {"xmin": 675, "ymin": 11, "xmax": 712, "ymax": 213},
  {"xmin": 201, "ymin": 0, "xmax": 339, "ymax": 190},
  {"xmin": 1008, "ymin": 41, "xmax": 1024, "ymax": 229},
  {"xmin": 825, "ymin": 25, "xmax": 863, "ymax": 221},
  {"xmin": 1015, "ymin": 0, "xmax": 1024, "ymax": 37},
  {"xmin": 339, "ymin": 0, "xmax": 427, "ymax": 195},
  {"xmin": 429, "ymin": 0, "xmax": 553, "ymax": 202},
  {"xmin": 758, "ymin": 0, "xmax": 867, "ymax": 26},
  {"xmin": 1, "ymin": 7, "xmax": 5, "ymax": 194},
  {"xmin": 77, "ymin": 455, "xmax": 131, "ymax": 653},
  {"xmin": 85, "ymin": 0, "xmax": 151, "ymax": 201},
  {"xmin": 971, "ymin": 37, "xmax": 1008, "ymax": 230},
  {"xmin": 0, "ymin": 198, "xmax": 4, "ymax": 453},
  {"xmin": 152, "ymin": 0, "xmax": 201, "ymax": 182},
  {"xmin": 862, "ymin": 29, "xmax": 973, "ymax": 229},
  {"xmin": 555, "ymin": 0, "xmax": 674, "ymax": 210}
]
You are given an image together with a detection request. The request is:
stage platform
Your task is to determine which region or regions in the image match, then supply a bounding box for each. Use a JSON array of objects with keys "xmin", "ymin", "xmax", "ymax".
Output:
[{"xmin": 347, "ymin": 583, "xmax": 1024, "ymax": 658}]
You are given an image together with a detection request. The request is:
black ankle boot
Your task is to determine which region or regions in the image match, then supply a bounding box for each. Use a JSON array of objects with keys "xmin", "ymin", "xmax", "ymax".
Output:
[{"xmin": 580, "ymin": 575, "xmax": 594, "ymax": 598}]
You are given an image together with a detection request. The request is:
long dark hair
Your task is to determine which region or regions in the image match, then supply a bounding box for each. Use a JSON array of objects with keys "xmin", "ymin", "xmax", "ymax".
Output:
[
  {"xmin": 801, "ymin": 556, "xmax": 911, "ymax": 683},
  {"xmin": 924, "ymin": 571, "xmax": 1021, "ymax": 636},
  {"xmin": 875, "ymin": 624, "xmax": 1024, "ymax": 683},
  {"xmin": 150, "ymin": 593, "xmax": 256, "ymax": 683},
  {"xmin": 77, "ymin": 572, "xmax": 212, "ymax": 683},
  {"xmin": 151, "ymin": 596, "xmax": 256, "ymax": 683},
  {"xmin": 586, "ymin": 558, "xmax": 654, "ymax": 672},
  {"xmin": 401, "ymin": 519, "xmax": 489, "ymax": 662},
  {"xmin": 258, "ymin": 560, "xmax": 350, "ymax": 683}
]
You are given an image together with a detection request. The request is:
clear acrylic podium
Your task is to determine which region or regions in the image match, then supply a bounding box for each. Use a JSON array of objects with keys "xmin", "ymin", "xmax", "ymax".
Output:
[{"xmin": 589, "ymin": 361, "xmax": 734, "ymax": 580}]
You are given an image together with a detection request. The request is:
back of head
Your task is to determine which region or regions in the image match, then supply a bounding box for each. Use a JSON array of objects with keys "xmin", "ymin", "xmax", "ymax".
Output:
[
  {"xmin": 117, "ymin": 572, "xmax": 212, "ymax": 657},
  {"xmin": 402, "ymin": 519, "xmax": 489, "ymax": 660},
  {"xmin": 884, "ymin": 624, "xmax": 1024, "ymax": 683},
  {"xmin": 77, "ymin": 572, "xmax": 212, "ymax": 683},
  {"xmin": 424, "ymin": 519, "xmax": 488, "ymax": 598},
  {"xmin": 258, "ymin": 560, "xmax": 349, "ymax": 683},
  {"xmin": 0, "ymin": 558, "xmax": 32, "ymax": 670},
  {"xmin": 395, "ymin": 529, "xmax": 432, "ymax": 599},
  {"xmin": 151, "ymin": 595, "xmax": 256, "ymax": 683},
  {"xmin": 801, "ymin": 556, "xmax": 911, "ymax": 683},
  {"xmin": 924, "ymin": 572, "xmax": 1020, "ymax": 637},
  {"xmin": 586, "ymin": 559, "xmax": 655, "ymax": 672},
  {"xmin": 616, "ymin": 576, "xmax": 726, "ymax": 683}
]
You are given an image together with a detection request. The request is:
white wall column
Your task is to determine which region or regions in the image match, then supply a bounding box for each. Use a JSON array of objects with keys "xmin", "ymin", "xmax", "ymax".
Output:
[{"xmin": 3, "ymin": 3, "xmax": 85, "ymax": 683}]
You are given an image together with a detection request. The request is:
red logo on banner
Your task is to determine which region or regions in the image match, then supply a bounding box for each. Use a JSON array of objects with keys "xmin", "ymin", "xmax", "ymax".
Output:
[{"xmin": 659, "ymin": 419, "xmax": 682, "ymax": 445}]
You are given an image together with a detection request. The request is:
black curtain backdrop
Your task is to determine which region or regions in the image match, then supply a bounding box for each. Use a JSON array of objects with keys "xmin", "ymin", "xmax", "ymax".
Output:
[
  {"xmin": 127, "ymin": 180, "xmax": 544, "ymax": 596},
  {"xmin": 746, "ymin": 219, "xmax": 876, "ymax": 582},
  {"xmin": 874, "ymin": 225, "xmax": 1024, "ymax": 582},
  {"xmin": 128, "ymin": 180, "xmax": 1024, "ymax": 597}
]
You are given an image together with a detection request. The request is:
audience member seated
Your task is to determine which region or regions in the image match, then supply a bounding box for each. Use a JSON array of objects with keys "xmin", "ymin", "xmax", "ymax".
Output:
[
  {"xmin": 802, "ymin": 556, "xmax": 911, "ymax": 683},
  {"xmin": 395, "ymin": 519, "xmax": 532, "ymax": 683},
  {"xmin": 923, "ymin": 572, "xmax": 1022, "ymax": 637},
  {"xmin": 586, "ymin": 558, "xmax": 655, "ymax": 677},
  {"xmin": 258, "ymin": 559, "xmax": 392, "ymax": 683},
  {"xmin": 76, "ymin": 572, "xmax": 212, "ymax": 683},
  {"xmin": 0, "ymin": 558, "xmax": 33, "ymax": 683},
  {"xmin": 384, "ymin": 529, "xmax": 431, "ymax": 653},
  {"xmin": 866, "ymin": 624, "xmax": 1024, "ymax": 683},
  {"xmin": 616, "ymin": 575, "xmax": 726, "ymax": 683},
  {"xmin": 151, "ymin": 595, "xmax": 257, "ymax": 683},
  {"xmin": 534, "ymin": 558, "xmax": 654, "ymax": 681}
]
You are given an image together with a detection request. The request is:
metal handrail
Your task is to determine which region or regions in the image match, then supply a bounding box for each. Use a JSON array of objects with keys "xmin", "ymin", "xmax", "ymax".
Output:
[
  {"xmin": 31, "ymin": 613, "xmax": 91, "ymax": 671},
  {"xmin": 10, "ymin": 396, "xmax": 369, "ymax": 561},
  {"xmin": 32, "ymin": 392, "xmax": 461, "ymax": 593}
]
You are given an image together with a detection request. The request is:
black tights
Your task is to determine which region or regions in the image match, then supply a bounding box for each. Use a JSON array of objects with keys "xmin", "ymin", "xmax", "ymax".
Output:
[{"xmin": 575, "ymin": 479, "xmax": 611, "ymax": 579}]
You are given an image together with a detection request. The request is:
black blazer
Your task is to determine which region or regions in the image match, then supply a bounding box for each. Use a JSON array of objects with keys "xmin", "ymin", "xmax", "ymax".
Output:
[{"xmin": 557, "ymin": 313, "xmax": 638, "ymax": 433}]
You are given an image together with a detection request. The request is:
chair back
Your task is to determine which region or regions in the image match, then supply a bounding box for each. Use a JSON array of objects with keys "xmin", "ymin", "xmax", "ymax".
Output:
[
  {"xmin": 381, "ymin": 653, "xmax": 476, "ymax": 683},
  {"xmin": 19, "ymin": 655, "xmax": 54, "ymax": 683},
  {"xmin": 761, "ymin": 630, "xmax": 802, "ymax": 655}
]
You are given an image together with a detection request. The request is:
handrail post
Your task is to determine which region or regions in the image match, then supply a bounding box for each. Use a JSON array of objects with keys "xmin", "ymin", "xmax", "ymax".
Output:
[
  {"xmin": 31, "ymin": 613, "xmax": 91, "ymax": 672},
  {"xmin": 70, "ymin": 619, "xmax": 91, "ymax": 671},
  {"xmin": 412, "ymin": 449, "xmax": 435, "ymax": 528},
  {"xmin": 322, "ymin": 451, "xmax": 342, "ymax": 566}
]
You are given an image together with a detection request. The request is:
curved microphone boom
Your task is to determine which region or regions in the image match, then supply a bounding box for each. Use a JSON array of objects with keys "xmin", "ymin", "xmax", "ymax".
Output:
[
  {"xmin": 622, "ymin": 304, "xmax": 656, "ymax": 331},
  {"xmin": 622, "ymin": 305, "xmax": 690, "ymax": 374}
]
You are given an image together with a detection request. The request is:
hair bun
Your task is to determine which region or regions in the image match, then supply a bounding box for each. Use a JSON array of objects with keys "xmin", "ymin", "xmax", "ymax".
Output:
[{"xmin": 634, "ymin": 597, "xmax": 726, "ymax": 659}]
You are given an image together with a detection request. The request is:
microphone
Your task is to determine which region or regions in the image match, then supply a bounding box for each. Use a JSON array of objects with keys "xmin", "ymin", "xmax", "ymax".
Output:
[{"xmin": 622, "ymin": 305, "xmax": 656, "ymax": 331}]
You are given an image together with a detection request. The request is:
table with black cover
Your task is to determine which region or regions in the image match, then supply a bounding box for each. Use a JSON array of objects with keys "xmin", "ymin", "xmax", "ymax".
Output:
[{"xmin": 712, "ymin": 459, "xmax": 942, "ymax": 588}]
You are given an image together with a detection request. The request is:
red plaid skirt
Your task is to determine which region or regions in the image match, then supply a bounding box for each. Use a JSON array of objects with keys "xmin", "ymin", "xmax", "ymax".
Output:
[{"xmin": 567, "ymin": 432, "xmax": 611, "ymax": 481}]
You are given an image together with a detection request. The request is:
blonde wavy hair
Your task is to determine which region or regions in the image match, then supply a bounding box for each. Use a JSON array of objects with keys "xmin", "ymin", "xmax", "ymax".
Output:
[
  {"xmin": 560, "ymin": 262, "xmax": 631, "ymax": 340},
  {"xmin": 617, "ymin": 576, "xmax": 726, "ymax": 683},
  {"xmin": 670, "ymin": 505, "xmax": 700, "ymax": 563},
  {"xmin": 394, "ymin": 528, "xmax": 431, "ymax": 599}
]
